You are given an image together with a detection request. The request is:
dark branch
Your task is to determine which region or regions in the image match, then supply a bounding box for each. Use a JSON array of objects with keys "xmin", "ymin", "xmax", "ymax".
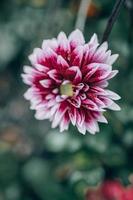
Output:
[{"xmin": 101, "ymin": 0, "xmax": 125, "ymax": 43}]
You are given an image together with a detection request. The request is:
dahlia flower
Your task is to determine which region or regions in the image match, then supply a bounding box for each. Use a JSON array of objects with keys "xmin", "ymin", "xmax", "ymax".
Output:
[{"xmin": 22, "ymin": 29, "xmax": 120, "ymax": 134}]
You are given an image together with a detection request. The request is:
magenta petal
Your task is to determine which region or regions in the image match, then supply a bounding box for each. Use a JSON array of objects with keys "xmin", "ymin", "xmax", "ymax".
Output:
[
  {"xmin": 42, "ymin": 38, "xmax": 58, "ymax": 51},
  {"xmin": 83, "ymin": 64, "xmax": 98, "ymax": 81},
  {"xmin": 21, "ymin": 74, "xmax": 34, "ymax": 85},
  {"xmin": 35, "ymin": 64, "xmax": 49, "ymax": 73},
  {"xmin": 60, "ymin": 112, "xmax": 70, "ymax": 132},
  {"xmin": 52, "ymin": 102, "xmax": 68, "ymax": 128},
  {"xmin": 69, "ymin": 106, "xmax": 77, "ymax": 126},
  {"xmin": 108, "ymin": 102, "xmax": 121, "ymax": 111},
  {"xmin": 57, "ymin": 32, "xmax": 70, "ymax": 57},
  {"xmin": 40, "ymin": 79, "xmax": 52, "ymax": 88},
  {"xmin": 92, "ymin": 42, "xmax": 108, "ymax": 62},
  {"xmin": 65, "ymin": 66, "xmax": 82, "ymax": 84},
  {"xmin": 105, "ymin": 90, "xmax": 121, "ymax": 100},
  {"xmin": 68, "ymin": 96, "xmax": 81, "ymax": 108},
  {"xmin": 106, "ymin": 70, "xmax": 118, "ymax": 80},
  {"xmin": 68, "ymin": 29, "xmax": 85, "ymax": 48},
  {"xmin": 99, "ymin": 96, "xmax": 113, "ymax": 107},
  {"xmin": 83, "ymin": 99, "xmax": 99, "ymax": 111},
  {"xmin": 57, "ymin": 55, "xmax": 69, "ymax": 73},
  {"xmin": 89, "ymin": 64, "xmax": 112, "ymax": 83},
  {"xmin": 85, "ymin": 112, "xmax": 99, "ymax": 134},
  {"xmin": 70, "ymin": 45, "xmax": 84, "ymax": 66},
  {"xmin": 47, "ymin": 69, "xmax": 62, "ymax": 83},
  {"xmin": 89, "ymin": 33, "xmax": 98, "ymax": 46},
  {"xmin": 107, "ymin": 54, "xmax": 119, "ymax": 65}
]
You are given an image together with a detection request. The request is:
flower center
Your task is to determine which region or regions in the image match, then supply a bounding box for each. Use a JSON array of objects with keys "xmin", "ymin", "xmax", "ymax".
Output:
[{"xmin": 60, "ymin": 82, "xmax": 73, "ymax": 97}]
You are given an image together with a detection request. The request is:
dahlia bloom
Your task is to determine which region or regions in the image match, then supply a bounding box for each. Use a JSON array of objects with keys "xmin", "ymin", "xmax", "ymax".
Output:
[{"xmin": 22, "ymin": 29, "xmax": 120, "ymax": 134}]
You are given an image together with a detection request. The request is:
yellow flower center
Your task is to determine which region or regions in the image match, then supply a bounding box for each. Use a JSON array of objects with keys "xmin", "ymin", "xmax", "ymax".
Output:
[{"xmin": 60, "ymin": 82, "xmax": 73, "ymax": 97}]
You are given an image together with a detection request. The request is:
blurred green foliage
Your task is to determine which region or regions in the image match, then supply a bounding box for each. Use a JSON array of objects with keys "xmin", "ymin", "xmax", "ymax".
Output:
[{"xmin": 0, "ymin": 0, "xmax": 133, "ymax": 199}]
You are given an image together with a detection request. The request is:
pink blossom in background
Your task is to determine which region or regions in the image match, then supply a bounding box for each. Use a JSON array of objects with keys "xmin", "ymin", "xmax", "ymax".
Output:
[
  {"xmin": 86, "ymin": 180, "xmax": 133, "ymax": 200},
  {"xmin": 22, "ymin": 29, "xmax": 121, "ymax": 134}
]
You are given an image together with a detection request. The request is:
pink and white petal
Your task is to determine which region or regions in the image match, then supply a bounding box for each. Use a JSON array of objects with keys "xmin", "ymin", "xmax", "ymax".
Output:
[
  {"xmin": 82, "ymin": 33, "xmax": 99, "ymax": 64},
  {"xmin": 82, "ymin": 62, "xmax": 96, "ymax": 75},
  {"xmin": 56, "ymin": 95, "xmax": 67, "ymax": 102},
  {"xmin": 96, "ymin": 41, "xmax": 108, "ymax": 52},
  {"xmin": 40, "ymin": 79, "xmax": 53, "ymax": 88},
  {"xmin": 65, "ymin": 66, "xmax": 82, "ymax": 84},
  {"xmin": 60, "ymin": 112, "xmax": 70, "ymax": 132},
  {"xmin": 98, "ymin": 96, "xmax": 113, "ymax": 107},
  {"xmin": 83, "ymin": 64, "xmax": 99, "ymax": 81},
  {"xmin": 97, "ymin": 115, "xmax": 108, "ymax": 123},
  {"xmin": 23, "ymin": 66, "xmax": 35, "ymax": 74},
  {"xmin": 83, "ymin": 43, "xmax": 99, "ymax": 65},
  {"xmin": 92, "ymin": 80, "xmax": 109, "ymax": 88},
  {"xmin": 30, "ymin": 96, "xmax": 42, "ymax": 109},
  {"xmin": 69, "ymin": 107, "xmax": 77, "ymax": 126},
  {"xmin": 52, "ymin": 88, "xmax": 59, "ymax": 94},
  {"xmin": 47, "ymin": 69, "xmax": 62, "ymax": 83},
  {"xmin": 83, "ymin": 99, "xmax": 100, "ymax": 111},
  {"xmin": 94, "ymin": 50, "xmax": 110, "ymax": 64},
  {"xmin": 92, "ymin": 111, "xmax": 108, "ymax": 124},
  {"xmin": 23, "ymin": 65, "xmax": 47, "ymax": 78},
  {"xmin": 76, "ymin": 110, "xmax": 85, "ymax": 130},
  {"xmin": 85, "ymin": 120, "xmax": 99, "ymax": 134},
  {"xmin": 68, "ymin": 96, "xmax": 81, "ymax": 108},
  {"xmin": 108, "ymin": 102, "xmax": 121, "ymax": 111},
  {"xmin": 106, "ymin": 70, "xmax": 118, "ymax": 80},
  {"xmin": 75, "ymin": 83, "xmax": 84, "ymax": 90},
  {"xmin": 45, "ymin": 93, "xmax": 55, "ymax": 100},
  {"xmin": 29, "ymin": 48, "xmax": 44, "ymax": 65},
  {"xmin": 57, "ymin": 32, "xmax": 70, "ymax": 55},
  {"xmin": 50, "ymin": 103, "xmax": 60, "ymax": 116},
  {"xmin": 42, "ymin": 38, "xmax": 58, "ymax": 51},
  {"xmin": 28, "ymin": 49, "xmax": 40, "ymax": 65},
  {"xmin": 92, "ymin": 42, "xmax": 108, "ymax": 63},
  {"xmin": 35, "ymin": 64, "xmax": 49, "ymax": 73},
  {"xmin": 107, "ymin": 54, "xmax": 119, "ymax": 65},
  {"xmin": 89, "ymin": 86, "xmax": 106, "ymax": 94},
  {"xmin": 70, "ymin": 45, "xmax": 84, "ymax": 66},
  {"xmin": 28, "ymin": 53, "xmax": 37, "ymax": 65},
  {"xmin": 57, "ymin": 55, "xmax": 69, "ymax": 72},
  {"xmin": 104, "ymin": 50, "xmax": 111, "ymax": 63},
  {"xmin": 35, "ymin": 108, "xmax": 51, "ymax": 120},
  {"xmin": 43, "ymin": 47, "xmax": 57, "ymax": 59},
  {"xmin": 24, "ymin": 87, "xmax": 36, "ymax": 100},
  {"xmin": 88, "ymin": 33, "xmax": 99, "ymax": 46},
  {"xmin": 52, "ymin": 102, "xmax": 68, "ymax": 128},
  {"xmin": 95, "ymin": 122, "xmax": 99, "ymax": 132},
  {"xmin": 21, "ymin": 74, "xmax": 34, "ymax": 85},
  {"xmin": 68, "ymin": 29, "xmax": 85, "ymax": 48},
  {"xmin": 39, "ymin": 47, "xmax": 57, "ymax": 68},
  {"xmin": 89, "ymin": 64, "xmax": 112, "ymax": 83},
  {"xmin": 77, "ymin": 122, "xmax": 86, "ymax": 135},
  {"xmin": 47, "ymin": 98, "xmax": 57, "ymax": 108},
  {"xmin": 35, "ymin": 100, "xmax": 49, "ymax": 109},
  {"xmin": 83, "ymin": 83, "xmax": 90, "ymax": 92},
  {"xmin": 80, "ymin": 93, "xmax": 87, "ymax": 100},
  {"xmin": 92, "ymin": 96, "xmax": 106, "ymax": 108},
  {"xmin": 105, "ymin": 90, "xmax": 121, "ymax": 100}
]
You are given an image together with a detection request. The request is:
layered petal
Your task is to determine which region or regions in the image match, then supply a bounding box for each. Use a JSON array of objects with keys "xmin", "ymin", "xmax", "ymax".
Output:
[{"xmin": 22, "ymin": 29, "xmax": 121, "ymax": 135}]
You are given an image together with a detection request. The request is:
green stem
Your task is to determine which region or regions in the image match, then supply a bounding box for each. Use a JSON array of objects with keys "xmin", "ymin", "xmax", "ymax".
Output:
[{"xmin": 101, "ymin": 0, "xmax": 125, "ymax": 43}]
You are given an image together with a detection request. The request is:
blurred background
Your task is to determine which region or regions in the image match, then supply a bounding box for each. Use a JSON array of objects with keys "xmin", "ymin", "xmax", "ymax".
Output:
[{"xmin": 0, "ymin": 0, "xmax": 133, "ymax": 199}]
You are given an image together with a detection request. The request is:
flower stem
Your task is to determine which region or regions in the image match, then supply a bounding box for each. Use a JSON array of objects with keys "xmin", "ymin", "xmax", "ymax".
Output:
[
  {"xmin": 101, "ymin": 0, "xmax": 126, "ymax": 43},
  {"xmin": 126, "ymin": 0, "xmax": 133, "ymax": 71},
  {"xmin": 75, "ymin": 0, "xmax": 92, "ymax": 32}
]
